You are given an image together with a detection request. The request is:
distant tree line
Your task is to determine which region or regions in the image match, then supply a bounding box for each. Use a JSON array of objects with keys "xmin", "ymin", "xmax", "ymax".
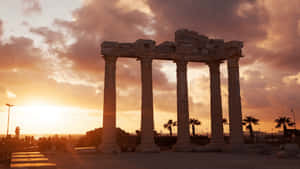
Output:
[
  {"xmin": 162, "ymin": 115, "xmax": 298, "ymax": 140},
  {"xmin": 74, "ymin": 114, "xmax": 299, "ymax": 152}
]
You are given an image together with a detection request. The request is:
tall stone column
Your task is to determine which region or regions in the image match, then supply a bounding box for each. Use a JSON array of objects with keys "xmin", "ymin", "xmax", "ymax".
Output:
[
  {"xmin": 227, "ymin": 57, "xmax": 244, "ymax": 145},
  {"xmin": 173, "ymin": 59, "xmax": 192, "ymax": 152},
  {"xmin": 137, "ymin": 57, "xmax": 160, "ymax": 152},
  {"xmin": 208, "ymin": 61, "xmax": 225, "ymax": 146},
  {"xmin": 98, "ymin": 55, "xmax": 120, "ymax": 153}
]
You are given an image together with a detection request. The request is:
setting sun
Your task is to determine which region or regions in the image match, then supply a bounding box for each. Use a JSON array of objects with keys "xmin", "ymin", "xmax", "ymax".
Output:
[
  {"xmin": 21, "ymin": 102, "xmax": 64, "ymax": 125},
  {"xmin": 0, "ymin": 100, "xmax": 101, "ymax": 135},
  {"xmin": 8, "ymin": 101, "xmax": 66, "ymax": 135}
]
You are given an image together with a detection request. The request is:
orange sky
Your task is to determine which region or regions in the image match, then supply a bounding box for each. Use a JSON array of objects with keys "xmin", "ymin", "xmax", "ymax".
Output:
[{"xmin": 0, "ymin": 0, "xmax": 300, "ymax": 135}]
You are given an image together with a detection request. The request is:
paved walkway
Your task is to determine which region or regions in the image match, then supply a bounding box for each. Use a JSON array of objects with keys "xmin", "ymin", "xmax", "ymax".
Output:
[
  {"xmin": 46, "ymin": 151, "xmax": 300, "ymax": 169},
  {"xmin": 10, "ymin": 152, "xmax": 56, "ymax": 169}
]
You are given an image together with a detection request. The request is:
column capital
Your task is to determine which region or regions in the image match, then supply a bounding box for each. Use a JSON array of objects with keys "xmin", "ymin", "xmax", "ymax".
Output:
[
  {"xmin": 174, "ymin": 59, "xmax": 188, "ymax": 72},
  {"xmin": 174, "ymin": 57, "xmax": 188, "ymax": 64},
  {"xmin": 227, "ymin": 57, "xmax": 240, "ymax": 68},
  {"xmin": 207, "ymin": 61, "xmax": 222, "ymax": 69},
  {"xmin": 137, "ymin": 56, "xmax": 153, "ymax": 62},
  {"xmin": 103, "ymin": 55, "xmax": 118, "ymax": 63}
]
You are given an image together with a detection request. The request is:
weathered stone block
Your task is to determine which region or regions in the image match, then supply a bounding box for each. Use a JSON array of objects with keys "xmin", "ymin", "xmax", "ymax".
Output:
[
  {"xmin": 175, "ymin": 29, "xmax": 208, "ymax": 49},
  {"xmin": 119, "ymin": 43, "xmax": 134, "ymax": 49},
  {"xmin": 154, "ymin": 41, "xmax": 176, "ymax": 59},
  {"xmin": 135, "ymin": 39, "xmax": 156, "ymax": 56},
  {"xmin": 206, "ymin": 39, "xmax": 225, "ymax": 49},
  {"xmin": 175, "ymin": 29, "xmax": 199, "ymax": 41},
  {"xmin": 101, "ymin": 41, "xmax": 119, "ymax": 56},
  {"xmin": 135, "ymin": 39, "xmax": 156, "ymax": 49},
  {"xmin": 176, "ymin": 43, "xmax": 200, "ymax": 56},
  {"xmin": 226, "ymin": 48, "xmax": 242, "ymax": 58},
  {"xmin": 155, "ymin": 41, "xmax": 176, "ymax": 53},
  {"xmin": 118, "ymin": 43, "xmax": 136, "ymax": 57},
  {"xmin": 225, "ymin": 41, "xmax": 243, "ymax": 48}
]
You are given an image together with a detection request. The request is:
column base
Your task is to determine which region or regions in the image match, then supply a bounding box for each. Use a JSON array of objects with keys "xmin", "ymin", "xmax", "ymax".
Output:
[
  {"xmin": 207, "ymin": 137, "xmax": 225, "ymax": 151},
  {"xmin": 210, "ymin": 137, "xmax": 225, "ymax": 144},
  {"xmin": 97, "ymin": 143, "xmax": 120, "ymax": 153},
  {"xmin": 193, "ymin": 143, "xmax": 224, "ymax": 152},
  {"xmin": 230, "ymin": 138, "xmax": 244, "ymax": 145},
  {"xmin": 173, "ymin": 143, "xmax": 194, "ymax": 152},
  {"xmin": 136, "ymin": 143, "xmax": 160, "ymax": 153},
  {"xmin": 205, "ymin": 143, "xmax": 224, "ymax": 152},
  {"xmin": 223, "ymin": 143, "xmax": 247, "ymax": 153}
]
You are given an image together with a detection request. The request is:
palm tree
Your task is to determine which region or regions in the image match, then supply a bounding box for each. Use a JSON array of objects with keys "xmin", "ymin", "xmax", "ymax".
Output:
[
  {"xmin": 135, "ymin": 130, "xmax": 140, "ymax": 136},
  {"xmin": 189, "ymin": 118, "xmax": 201, "ymax": 136},
  {"xmin": 243, "ymin": 116, "xmax": 259, "ymax": 138},
  {"xmin": 275, "ymin": 116, "xmax": 295, "ymax": 137},
  {"xmin": 163, "ymin": 120, "xmax": 176, "ymax": 136},
  {"xmin": 222, "ymin": 118, "xmax": 228, "ymax": 125}
]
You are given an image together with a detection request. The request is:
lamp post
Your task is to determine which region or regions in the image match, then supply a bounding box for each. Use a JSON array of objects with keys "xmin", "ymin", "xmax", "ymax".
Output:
[
  {"xmin": 291, "ymin": 108, "xmax": 296, "ymax": 130},
  {"xmin": 6, "ymin": 104, "xmax": 14, "ymax": 137}
]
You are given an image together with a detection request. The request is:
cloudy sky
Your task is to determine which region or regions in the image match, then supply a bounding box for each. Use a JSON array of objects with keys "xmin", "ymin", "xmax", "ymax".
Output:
[{"xmin": 0, "ymin": 0, "xmax": 299, "ymax": 135}]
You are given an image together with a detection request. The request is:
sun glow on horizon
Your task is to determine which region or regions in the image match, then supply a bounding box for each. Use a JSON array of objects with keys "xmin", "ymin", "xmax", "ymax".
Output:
[
  {"xmin": 10, "ymin": 101, "xmax": 66, "ymax": 134},
  {"xmin": 0, "ymin": 100, "xmax": 102, "ymax": 135},
  {"xmin": 20, "ymin": 101, "xmax": 64, "ymax": 125}
]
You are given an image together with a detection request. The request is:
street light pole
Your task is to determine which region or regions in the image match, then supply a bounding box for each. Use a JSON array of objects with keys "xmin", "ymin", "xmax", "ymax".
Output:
[
  {"xmin": 291, "ymin": 108, "xmax": 296, "ymax": 130},
  {"xmin": 6, "ymin": 104, "xmax": 14, "ymax": 137}
]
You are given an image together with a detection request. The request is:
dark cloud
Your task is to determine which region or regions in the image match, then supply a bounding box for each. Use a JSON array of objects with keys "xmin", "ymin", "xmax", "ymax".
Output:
[
  {"xmin": 55, "ymin": 36, "xmax": 103, "ymax": 75},
  {"xmin": 30, "ymin": 27, "xmax": 65, "ymax": 46},
  {"xmin": 148, "ymin": 0, "xmax": 268, "ymax": 43},
  {"xmin": 262, "ymin": 47, "xmax": 300, "ymax": 72},
  {"xmin": 237, "ymin": 67, "xmax": 300, "ymax": 124},
  {"xmin": 246, "ymin": 0, "xmax": 300, "ymax": 72},
  {"xmin": 234, "ymin": 1, "xmax": 296, "ymax": 72},
  {"xmin": 54, "ymin": 0, "xmax": 151, "ymax": 41},
  {"xmin": 51, "ymin": 0, "xmax": 153, "ymax": 76},
  {"xmin": 22, "ymin": 0, "xmax": 42, "ymax": 15},
  {"xmin": 0, "ymin": 36, "xmax": 43, "ymax": 70},
  {"xmin": 35, "ymin": 0, "xmax": 174, "ymax": 92},
  {"xmin": 0, "ymin": 20, "xmax": 3, "ymax": 38},
  {"xmin": 241, "ymin": 70, "xmax": 271, "ymax": 109}
]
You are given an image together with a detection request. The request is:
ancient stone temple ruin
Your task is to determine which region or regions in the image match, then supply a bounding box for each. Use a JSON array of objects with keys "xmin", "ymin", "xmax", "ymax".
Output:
[{"xmin": 99, "ymin": 29, "xmax": 244, "ymax": 153}]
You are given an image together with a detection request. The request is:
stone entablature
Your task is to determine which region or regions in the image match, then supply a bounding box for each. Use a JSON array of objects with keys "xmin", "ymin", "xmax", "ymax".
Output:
[{"xmin": 101, "ymin": 29, "xmax": 243, "ymax": 62}]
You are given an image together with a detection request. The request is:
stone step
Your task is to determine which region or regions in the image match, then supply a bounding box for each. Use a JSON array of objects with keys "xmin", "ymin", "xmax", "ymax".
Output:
[
  {"xmin": 11, "ymin": 154, "xmax": 45, "ymax": 158},
  {"xmin": 11, "ymin": 157, "xmax": 49, "ymax": 163},
  {"xmin": 12, "ymin": 152, "xmax": 41, "ymax": 155},
  {"xmin": 10, "ymin": 162, "xmax": 56, "ymax": 169},
  {"xmin": 10, "ymin": 152, "xmax": 56, "ymax": 169}
]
